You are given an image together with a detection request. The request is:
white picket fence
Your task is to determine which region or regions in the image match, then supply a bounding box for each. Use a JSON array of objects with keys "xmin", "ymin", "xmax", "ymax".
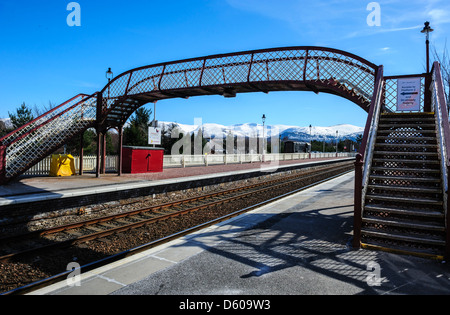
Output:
[
  {"xmin": 24, "ymin": 155, "xmax": 118, "ymax": 176},
  {"xmin": 163, "ymin": 152, "xmax": 355, "ymax": 168},
  {"xmin": 23, "ymin": 152, "xmax": 356, "ymax": 176}
]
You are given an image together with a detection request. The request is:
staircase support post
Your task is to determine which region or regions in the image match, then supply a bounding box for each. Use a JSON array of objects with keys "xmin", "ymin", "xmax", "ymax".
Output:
[
  {"xmin": 353, "ymin": 153, "xmax": 363, "ymax": 248},
  {"xmin": 96, "ymin": 129, "xmax": 102, "ymax": 178},
  {"xmin": 424, "ymin": 73, "xmax": 432, "ymax": 112},
  {"xmin": 101, "ymin": 132, "xmax": 106, "ymax": 174},
  {"xmin": 118, "ymin": 125, "xmax": 123, "ymax": 176},
  {"xmin": 0, "ymin": 145, "xmax": 6, "ymax": 185},
  {"xmin": 446, "ymin": 161, "xmax": 450, "ymax": 260},
  {"xmin": 79, "ymin": 132, "xmax": 84, "ymax": 176},
  {"xmin": 96, "ymin": 92, "xmax": 103, "ymax": 178}
]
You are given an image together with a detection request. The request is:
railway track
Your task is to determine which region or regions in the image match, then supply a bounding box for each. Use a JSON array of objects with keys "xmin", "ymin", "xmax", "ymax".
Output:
[{"xmin": 1, "ymin": 161, "xmax": 353, "ymax": 294}]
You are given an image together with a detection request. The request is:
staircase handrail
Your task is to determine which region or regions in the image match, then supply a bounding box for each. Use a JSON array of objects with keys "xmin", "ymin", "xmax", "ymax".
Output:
[
  {"xmin": 431, "ymin": 61, "xmax": 450, "ymax": 258},
  {"xmin": 0, "ymin": 93, "xmax": 98, "ymax": 182},
  {"xmin": 432, "ymin": 62, "xmax": 450, "ymax": 193},
  {"xmin": 359, "ymin": 65, "xmax": 384, "ymax": 188},
  {"xmin": 353, "ymin": 65, "xmax": 383, "ymax": 248},
  {"xmin": 0, "ymin": 94, "xmax": 89, "ymax": 146}
]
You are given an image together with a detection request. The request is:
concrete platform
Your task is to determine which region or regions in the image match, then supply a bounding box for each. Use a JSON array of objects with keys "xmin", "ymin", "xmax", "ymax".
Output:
[{"xmin": 30, "ymin": 172, "xmax": 450, "ymax": 296}]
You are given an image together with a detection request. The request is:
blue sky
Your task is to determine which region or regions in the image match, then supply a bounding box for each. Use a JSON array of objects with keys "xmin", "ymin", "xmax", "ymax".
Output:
[{"xmin": 1, "ymin": 0, "xmax": 449, "ymax": 128}]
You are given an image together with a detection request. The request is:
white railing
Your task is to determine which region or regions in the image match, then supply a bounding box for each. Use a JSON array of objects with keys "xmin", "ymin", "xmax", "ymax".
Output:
[
  {"xmin": 163, "ymin": 152, "xmax": 355, "ymax": 168},
  {"xmin": 22, "ymin": 152, "xmax": 355, "ymax": 176},
  {"xmin": 23, "ymin": 155, "xmax": 118, "ymax": 176}
]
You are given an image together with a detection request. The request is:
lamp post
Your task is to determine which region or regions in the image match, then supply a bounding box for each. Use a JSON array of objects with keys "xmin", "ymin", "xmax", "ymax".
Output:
[
  {"xmin": 106, "ymin": 67, "xmax": 113, "ymax": 98},
  {"xmin": 262, "ymin": 114, "xmax": 266, "ymax": 162},
  {"xmin": 421, "ymin": 21, "xmax": 434, "ymax": 73},
  {"xmin": 336, "ymin": 130, "xmax": 339, "ymax": 157},
  {"xmin": 309, "ymin": 124, "xmax": 312, "ymax": 159}
]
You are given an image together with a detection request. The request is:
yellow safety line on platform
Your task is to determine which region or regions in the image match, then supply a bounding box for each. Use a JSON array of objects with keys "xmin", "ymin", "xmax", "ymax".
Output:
[{"xmin": 360, "ymin": 242, "xmax": 444, "ymax": 261}]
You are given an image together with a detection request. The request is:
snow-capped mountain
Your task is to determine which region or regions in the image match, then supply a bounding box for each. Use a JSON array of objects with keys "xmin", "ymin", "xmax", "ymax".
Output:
[
  {"xmin": 0, "ymin": 118, "xmax": 13, "ymax": 131},
  {"xmin": 159, "ymin": 121, "xmax": 363, "ymax": 142}
]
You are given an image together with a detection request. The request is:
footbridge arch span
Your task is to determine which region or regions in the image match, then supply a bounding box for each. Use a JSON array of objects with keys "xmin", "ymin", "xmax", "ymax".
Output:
[
  {"xmin": 97, "ymin": 46, "xmax": 380, "ymax": 129},
  {"xmin": 0, "ymin": 46, "xmax": 381, "ymax": 183}
]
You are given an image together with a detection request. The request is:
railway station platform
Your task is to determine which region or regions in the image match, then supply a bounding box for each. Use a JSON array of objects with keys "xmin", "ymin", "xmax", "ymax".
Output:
[
  {"xmin": 30, "ymin": 171, "xmax": 450, "ymax": 296},
  {"xmin": 0, "ymin": 157, "xmax": 352, "ymax": 211}
]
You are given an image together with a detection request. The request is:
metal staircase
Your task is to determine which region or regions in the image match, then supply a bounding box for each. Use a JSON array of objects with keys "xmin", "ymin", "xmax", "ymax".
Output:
[
  {"xmin": 354, "ymin": 62, "xmax": 450, "ymax": 260},
  {"xmin": 0, "ymin": 93, "xmax": 97, "ymax": 183},
  {"xmin": 361, "ymin": 112, "xmax": 446, "ymax": 257}
]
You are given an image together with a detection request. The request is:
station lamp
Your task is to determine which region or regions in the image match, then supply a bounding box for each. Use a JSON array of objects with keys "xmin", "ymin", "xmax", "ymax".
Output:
[
  {"xmin": 106, "ymin": 67, "xmax": 114, "ymax": 82},
  {"xmin": 262, "ymin": 114, "xmax": 266, "ymax": 158},
  {"xmin": 421, "ymin": 21, "xmax": 434, "ymax": 73}
]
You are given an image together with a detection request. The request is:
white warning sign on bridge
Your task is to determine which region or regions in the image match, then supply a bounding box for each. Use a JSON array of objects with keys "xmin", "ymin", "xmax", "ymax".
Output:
[{"xmin": 397, "ymin": 78, "xmax": 421, "ymax": 111}]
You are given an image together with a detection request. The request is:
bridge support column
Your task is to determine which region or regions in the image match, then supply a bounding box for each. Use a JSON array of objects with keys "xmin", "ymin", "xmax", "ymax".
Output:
[
  {"xmin": 79, "ymin": 132, "xmax": 84, "ymax": 176},
  {"xmin": 118, "ymin": 126, "xmax": 123, "ymax": 176},
  {"xmin": 353, "ymin": 153, "xmax": 363, "ymax": 249},
  {"xmin": 96, "ymin": 129, "xmax": 102, "ymax": 178},
  {"xmin": 95, "ymin": 92, "xmax": 103, "ymax": 178},
  {"xmin": 101, "ymin": 132, "xmax": 106, "ymax": 174}
]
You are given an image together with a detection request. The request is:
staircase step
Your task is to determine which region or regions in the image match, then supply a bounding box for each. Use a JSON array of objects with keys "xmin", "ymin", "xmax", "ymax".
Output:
[
  {"xmin": 371, "ymin": 167, "xmax": 440, "ymax": 174},
  {"xmin": 361, "ymin": 228, "xmax": 446, "ymax": 247},
  {"xmin": 379, "ymin": 117, "xmax": 435, "ymax": 122},
  {"xmin": 365, "ymin": 194, "xmax": 443, "ymax": 206},
  {"xmin": 362, "ymin": 216, "xmax": 445, "ymax": 232},
  {"xmin": 372, "ymin": 158, "xmax": 440, "ymax": 165},
  {"xmin": 373, "ymin": 151, "xmax": 438, "ymax": 157},
  {"xmin": 375, "ymin": 143, "xmax": 438, "ymax": 150},
  {"xmin": 378, "ymin": 123, "xmax": 436, "ymax": 129},
  {"xmin": 364, "ymin": 204, "xmax": 444, "ymax": 219},
  {"xmin": 369, "ymin": 175, "xmax": 441, "ymax": 183},
  {"xmin": 376, "ymin": 138, "xmax": 437, "ymax": 146},
  {"xmin": 381, "ymin": 112, "xmax": 435, "ymax": 116},
  {"xmin": 367, "ymin": 184, "xmax": 442, "ymax": 194}
]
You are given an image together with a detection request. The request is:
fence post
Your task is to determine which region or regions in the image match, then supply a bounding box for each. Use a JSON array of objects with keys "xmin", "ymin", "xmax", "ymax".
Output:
[{"xmin": 353, "ymin": 153, "xmax": 363, "ymax": 249}]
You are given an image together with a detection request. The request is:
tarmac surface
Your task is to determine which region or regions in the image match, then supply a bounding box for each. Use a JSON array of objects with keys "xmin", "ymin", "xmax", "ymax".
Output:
[{"xmin": 30, "ymin": 172, "xmax": 450, "ymax": 295}]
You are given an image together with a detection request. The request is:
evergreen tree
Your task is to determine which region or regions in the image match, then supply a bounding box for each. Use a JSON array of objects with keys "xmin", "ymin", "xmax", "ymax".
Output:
[
  {"xmin": 123, "ymin": 107, "xmax": 152, "ymax": 146},
  {"xmin": 9, "ymin": 102, "xmax": 34, "ymax": 129}
]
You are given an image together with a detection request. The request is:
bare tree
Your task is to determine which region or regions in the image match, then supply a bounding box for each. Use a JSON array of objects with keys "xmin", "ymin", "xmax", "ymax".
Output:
[
  {"xmin": 432, "ymin": 42, "xmax": 450, "ymax": 112},
  {"xmin": 32, "ymin": 101, "xmax": 58, "ymax": 117}
]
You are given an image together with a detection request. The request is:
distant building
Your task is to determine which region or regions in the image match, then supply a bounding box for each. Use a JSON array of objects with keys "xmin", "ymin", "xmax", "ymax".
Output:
[{"xmin": 283, "ymin": 140, "xmax": 310, "ymax": 153}]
